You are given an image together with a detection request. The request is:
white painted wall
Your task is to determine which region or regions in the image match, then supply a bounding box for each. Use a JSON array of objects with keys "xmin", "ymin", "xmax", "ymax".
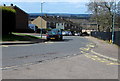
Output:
[{"xmin": 56, "ymin": 23, "xmax": 65, "ymax": 29}]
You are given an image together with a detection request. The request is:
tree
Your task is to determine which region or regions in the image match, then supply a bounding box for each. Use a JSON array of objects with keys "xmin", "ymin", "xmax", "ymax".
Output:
[
  {"xmin": 87, "ymin": 0, "xmax": 118, "ymax": 32},
  {"xmin": 116, "ymin": 1, "xmax": 120, "ymax": 28}
]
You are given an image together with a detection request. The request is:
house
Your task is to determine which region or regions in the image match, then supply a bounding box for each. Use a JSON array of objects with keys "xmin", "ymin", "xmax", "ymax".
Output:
[
  {"xmin": 4, "ymin": 4, "xmax": 29, "ymax": 32},
  {"xmin": 55, "ymin": 17, "xmax": 66, "ymax": 29},
  {"xmin": 63, "ymin": 19, "xmax": 82, "ymax": 32}
]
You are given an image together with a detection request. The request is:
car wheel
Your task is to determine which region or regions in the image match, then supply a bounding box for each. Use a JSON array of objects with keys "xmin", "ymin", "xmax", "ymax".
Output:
[
  {"xmin": 47, "ymin": 38, "xmax": 49, "ymax": 41},
  {"xmin": 60, "ymin": 36, "xmax": 63, "ymax": 40}
]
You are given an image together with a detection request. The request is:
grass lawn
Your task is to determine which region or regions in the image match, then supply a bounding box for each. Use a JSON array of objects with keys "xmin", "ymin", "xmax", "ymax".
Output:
[{"xmin": 1, "ymin": 33, "xmax": 42, "ymax": 41}]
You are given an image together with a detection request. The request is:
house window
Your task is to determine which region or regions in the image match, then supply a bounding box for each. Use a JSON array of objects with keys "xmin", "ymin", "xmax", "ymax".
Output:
[{"xmin": 53, "ymin": 22, "xmax": 56, "ymax": 25}]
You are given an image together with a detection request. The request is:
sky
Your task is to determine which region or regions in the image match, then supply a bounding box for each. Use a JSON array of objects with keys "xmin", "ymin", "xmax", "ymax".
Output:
[
  {"xmin": 1, "ymin": 0, "xmax": 118, "ymax": 14},
  {"xmin": 0, "ymin": 1, "xmax": 90, "ymax": 14}
]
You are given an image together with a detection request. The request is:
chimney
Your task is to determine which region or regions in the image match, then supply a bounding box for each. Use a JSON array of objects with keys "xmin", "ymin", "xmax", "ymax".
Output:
[
  {"xmin": 3, "ymin": 4, "xmax": 6, "ymax": 6},
  {"xmin": 61, "ymin": 17, "xmax": 63, "ymax": 19},
  {"xmin": 44, "ymin": 14, "xmax": 47, "ymax": 17},
  {"xmin": 53, "ymin": 16, "xmax": 55, "ymax": 18},
  {"xmin": 11, "ymin": 4, "xmax": 13, "ymax": 6}
]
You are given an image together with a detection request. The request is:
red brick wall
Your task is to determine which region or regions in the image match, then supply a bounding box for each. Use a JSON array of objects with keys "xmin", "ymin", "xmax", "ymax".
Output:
[{"xmin": 14, "ymin": 6, "xmax": 28, "ymax": 32}]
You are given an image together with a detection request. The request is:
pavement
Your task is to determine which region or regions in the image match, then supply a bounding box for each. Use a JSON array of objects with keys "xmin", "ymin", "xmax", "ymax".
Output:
[{"xmin": 2, "ymin": 36, "xmax": 119, "ymax": 79}]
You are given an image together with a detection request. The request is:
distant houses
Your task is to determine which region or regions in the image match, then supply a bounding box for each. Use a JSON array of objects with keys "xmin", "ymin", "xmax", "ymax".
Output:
[{"xmin": 31, "ymin": 15, "xmax": 82, "ymax": 32}]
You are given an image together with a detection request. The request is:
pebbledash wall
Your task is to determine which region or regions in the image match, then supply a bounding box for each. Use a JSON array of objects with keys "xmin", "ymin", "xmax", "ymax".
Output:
[{"xmin": 91, "ymin": 31, "xmax": 120, "ymax": 46}]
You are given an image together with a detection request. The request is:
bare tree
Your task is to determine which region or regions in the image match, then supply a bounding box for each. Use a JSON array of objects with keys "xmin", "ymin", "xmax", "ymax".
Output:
[
  {"xmin": 116, "ymin": 1, "xmax": 120, "ymax": 28},
  {"xmin": 87, "ymin": 0, "xmax": 118, "ymax": 32}
]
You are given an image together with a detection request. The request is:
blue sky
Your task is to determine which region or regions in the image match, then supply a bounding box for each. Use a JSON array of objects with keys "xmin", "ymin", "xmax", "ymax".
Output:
[{"xmin": 1, "ymin": 2, "xmax": 90, "ymax": 14}]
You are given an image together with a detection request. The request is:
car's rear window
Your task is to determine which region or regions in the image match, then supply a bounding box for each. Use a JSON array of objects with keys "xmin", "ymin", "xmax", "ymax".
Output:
[
  {"xmin": 48, "ymin": 29, "xmax": 62, "ymax": 35},
  {"xmin": 48, "ymin": 31, "xmax": 58, "ymax": 35}
]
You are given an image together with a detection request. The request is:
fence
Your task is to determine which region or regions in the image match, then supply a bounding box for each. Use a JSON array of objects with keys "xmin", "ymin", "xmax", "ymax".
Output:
[{"xmin": 91, "ymin": 31, "xmax": 120, "ymax": 46}]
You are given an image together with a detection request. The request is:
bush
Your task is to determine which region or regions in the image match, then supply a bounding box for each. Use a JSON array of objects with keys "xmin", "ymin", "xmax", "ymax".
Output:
[{"xmin": 0, "ymin": 6, "xmax": 16, "ymax": 34}]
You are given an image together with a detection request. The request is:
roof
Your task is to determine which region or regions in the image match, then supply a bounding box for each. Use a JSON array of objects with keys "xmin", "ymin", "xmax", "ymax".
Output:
[
  {"xmin": 41, "ymin": 16, "xmax": 67, "ymax": 23},
  {"xmin": 34, "ymin": 16, "xmax": 76, "ymax": 25}
]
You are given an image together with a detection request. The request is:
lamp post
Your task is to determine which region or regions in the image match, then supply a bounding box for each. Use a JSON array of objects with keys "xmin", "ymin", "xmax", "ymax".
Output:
[
  {"xmin": 40, "ymin": 2, "xmax": 45, "ymax": 38},
  {"xmin": 112, "ymin": 1, "xmax": 116, "ymax": 44}
]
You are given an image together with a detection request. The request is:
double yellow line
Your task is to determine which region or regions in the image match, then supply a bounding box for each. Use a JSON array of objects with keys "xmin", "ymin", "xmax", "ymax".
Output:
[{"xmin": 80, "ymin": 43, "xmax": 120, "ymax": 65}]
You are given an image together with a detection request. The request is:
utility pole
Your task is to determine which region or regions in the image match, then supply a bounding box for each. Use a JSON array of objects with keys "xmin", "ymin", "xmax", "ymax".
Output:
[{"xmin": 40, "ymin": 2, "xmax": 45, "ymax": 38}]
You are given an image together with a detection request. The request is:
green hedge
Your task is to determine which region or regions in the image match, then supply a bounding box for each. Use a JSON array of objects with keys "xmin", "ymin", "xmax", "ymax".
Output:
[
  {"xmin": 1, "ymin": 6, "xmax": 16, "ymax": 34},
  {"xmin": 0, "ymin": 7, "xmax": 16, "ymax": 13}
]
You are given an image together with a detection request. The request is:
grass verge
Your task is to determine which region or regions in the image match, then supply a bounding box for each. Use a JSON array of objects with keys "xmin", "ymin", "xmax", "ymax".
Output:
[
  {"xmin": 13, "ymin": 33, "xmax": 42, "ymax": 39},
  {"xmin": 1, "ymin": 33, "xmax": 42, "ymax": 41}
]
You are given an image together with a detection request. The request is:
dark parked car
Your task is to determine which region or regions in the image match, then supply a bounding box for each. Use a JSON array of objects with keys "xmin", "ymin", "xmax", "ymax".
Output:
[
  {"xmin": 62, "ymin": 31, "xmax": 72, "ymax": 36},
  {"xmin": 80, "ymin": 32, "xmax": 89, "ymax": 36},
  {"xmin": 46, "ymin": 29, "xmax": 63, "ymax": 40},
  {"xmin": 28, "ymin": 24, "xmax": 38, "ymax": 33}
]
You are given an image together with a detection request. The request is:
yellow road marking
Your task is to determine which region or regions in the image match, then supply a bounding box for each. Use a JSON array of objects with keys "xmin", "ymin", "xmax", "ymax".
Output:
[
  {"xmin": 80, "ymin": 51, "xmax": 85, "ymax": 53},
  {"xmin": 9, "ymin": 45, "xmax": 31, "ymax": 47},
  {"xmin": 80, "ymin": 48, "xmax": 90, "ymax": 51},
  {"xmin": 107, "ymin": 63, "xmax": 120, "ymax": 65},
  {"xmin": 45, "ymin": 42, "xmax": 54, "ymax": 43},
  {"xmin": 83, "ymin": 52, "xmax": 119, "ymax": 65},
  {"xmin": 0, "ymin": 45, "xmax": 32, "ymax": 47},
  {"xmin": 99, "ymin": 61, "xmax": 106, "ymax": 62},
  {"xmin": 109, "ymin": 63, "xmax": 114, "ymax": 64},
  {"xmin": 80, "ymin": 43, "xmax": 119, "ymax": 66},
  {"xmin": 86, "ymin": 45, "xmax": 95, "ymax": 48},
  {"xmin": 91, "ymin": 58, "xmax": 96, "ymax": 60},
  {"xmin": 84, "ymin": 55, "xmax": 90, "ymax": 58},
  {"xmin": 92, "ymin": 56, "xmax": 98, "ymax": 57},
  {"xmin": 0, "ymin": 45, "xmax": 9, "ymax": 47},
  {"xmin": 91, "ymin": 50, "xmax": 118, "ymax": 62}
]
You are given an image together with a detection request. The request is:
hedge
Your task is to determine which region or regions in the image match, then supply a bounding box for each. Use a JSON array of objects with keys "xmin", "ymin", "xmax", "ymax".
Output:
[{"xmin": 0, "ymin": 6, "xmax": 16, "ymax": 34}]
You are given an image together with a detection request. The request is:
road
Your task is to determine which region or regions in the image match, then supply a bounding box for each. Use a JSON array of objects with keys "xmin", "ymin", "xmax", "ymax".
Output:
[
  {"xmin": 2, "ymin": 36, "xmax": 118, "ymax": 79},
  {"xmin": 2, "ymin": 36, "xmax": 92, "ymax": 68}
]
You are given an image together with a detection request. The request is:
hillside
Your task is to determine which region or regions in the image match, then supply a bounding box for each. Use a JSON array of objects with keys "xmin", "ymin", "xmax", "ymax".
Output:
[{"xmin": 29, "ymin": 13, "xmax": 91, "ymax": 19}]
